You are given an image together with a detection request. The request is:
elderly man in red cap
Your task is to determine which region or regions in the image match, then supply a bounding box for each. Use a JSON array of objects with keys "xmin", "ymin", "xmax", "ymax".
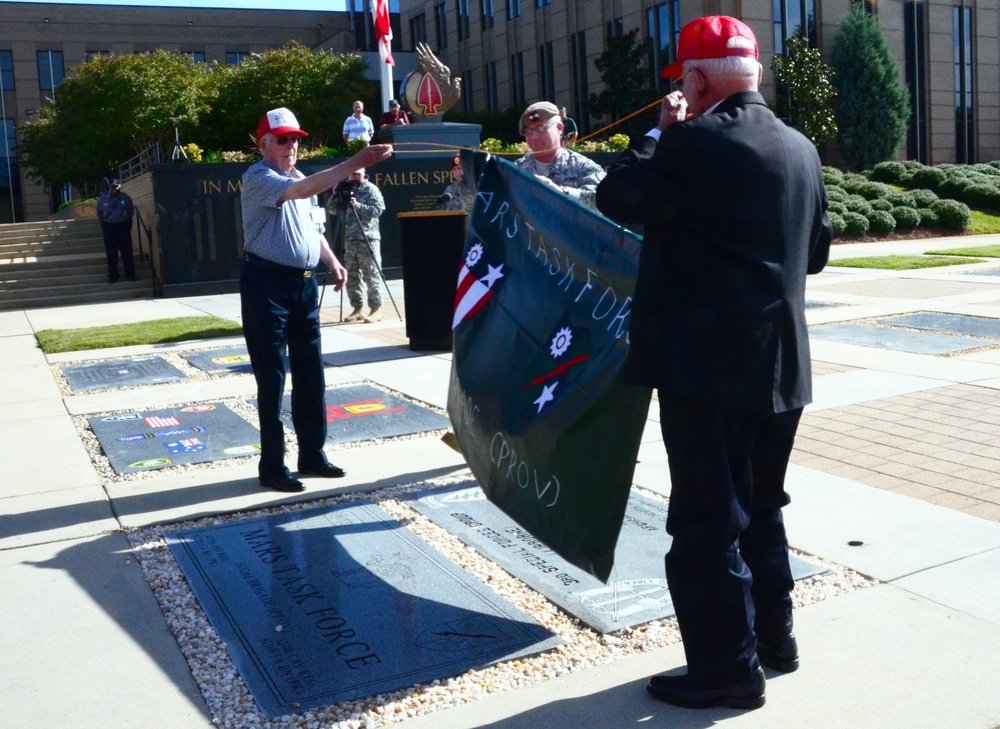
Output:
[
  {"xmin": 597, "ymin": 17, "xmax": 831, "ymax": 710},
  {"xmin": 240, "ymin": 107, "xmax": 392, "ymax": 493}
]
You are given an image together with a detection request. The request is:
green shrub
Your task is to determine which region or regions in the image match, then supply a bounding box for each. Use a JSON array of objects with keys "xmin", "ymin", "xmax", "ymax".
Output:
[
  {"xmin": 911, "ymin": 188, "xmax": 939, "ymax": 207},
  {"xmin": 910, "ymin": 166, "xmax": 947, "ymax": 191},
  {"xmin": 962, "ymin": 183, "xmax": 1000, "ymax": 210},
  {"xmin": 867, "ymin": 209, "xmax": 897, "ymax": 235},
  {"xmin": 845, "ymin": 195, "xmax": 874, "ymax": 216},
  {"xmin": 869, "ymin": 161, "xmax": 907, "ymax": 184},
  {"xmin": 855, "ymin": 180, "xmax": 894, "ymax": 200},
  {"xmin": 891, "ymin": 206, "xmax": 921, "ymax": 230},
  {"xmin": 56, "ymin": 197, "xmax": 98, "ymax": 212},
  {"xmin": 826, "ymin": 186, "xmax": 849, "ymax": 203},
  {"xmin": 823, "ymin": 167, "xmax": 844, "ymax": 186},
  {"xmin": 886, "ymin": 191, "xmax": 916, "ymax": 208},
  {"xmin": 830, "ymin": 212, "xmax": 847, "ymax": 236},
  {"xmin": 828, "ymin": 201, "xmax": 847, "ymax": 215},
  {"xmin": 938, "ymin": 176, "xmax": 971, "ymax": 200},
  {"xmin": 930, "ymin": 199, "xmax": 972, "ymax": 231},
  {"xmin": 918, "ymin": 208, "xmax": 939, "ymax": 227},
  {"xmin": 842, "ymin": 211, "xmax": 870, "ymax": 235},
  {"xmin": 871, "ymin": 198, "xmax": 893, "ymax": 212}
]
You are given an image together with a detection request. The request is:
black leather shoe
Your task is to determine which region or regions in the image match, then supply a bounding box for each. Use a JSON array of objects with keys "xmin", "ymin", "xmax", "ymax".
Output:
[
  {"xmin": 758, "ymin": 632, "xmax": 799, "ymax": 673},
  {"xmin": 298, "ymin": 462, "xmax": 346, "ymax": 478},
  {"xmin": 647, "ymin": 667, "xmax": 765, "ymax": 710},
  {"xmin": 259, "ymin": 475, "xmax": 305, "ymax": 493}
]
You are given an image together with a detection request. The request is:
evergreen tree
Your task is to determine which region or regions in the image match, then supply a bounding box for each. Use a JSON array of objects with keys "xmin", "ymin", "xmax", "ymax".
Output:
[
  {"xmin": 587, "ymin": 29, "xmax": 658, "ymax": 140},
  {"xmin": 771, "ymin": 34, "xmax": 838, "ymax": 148},
  {"xmin": 829, "ymin": 4, "xmax": 910, "ymax": 170}
]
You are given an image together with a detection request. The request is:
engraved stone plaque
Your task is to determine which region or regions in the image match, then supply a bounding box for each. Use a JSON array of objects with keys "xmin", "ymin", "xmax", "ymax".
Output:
[
  {"xmin": 809, "ymin": 323, "xmax": 987, "ymax": 354},
  {"xmin": 167, "ymin": 501, "xmax": 561, "ymax": 716},
  {"xmin": 408, "ymin": 484, "xmax": 825, "ymax": 634},
  {"xmin": 181, "ymin": 347, "xmax": 257, "ymax": 376},
  {"xmin": 88, "ymin": 402, "xmax": 260, "ymax": 474},
  {"xmin": 261, "ymin": 383, "xmax": 450, "ymax": 444},
  {"xmin": 62, "ymin": 355, "xmax": 188, "ymax": 392}
]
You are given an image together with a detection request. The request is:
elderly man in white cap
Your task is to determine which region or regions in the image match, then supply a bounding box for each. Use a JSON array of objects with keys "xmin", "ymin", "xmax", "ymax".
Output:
[
  {"xmin": 514, "ymin": 101, "xmax": 605, "ymax": 210},
  {"xmin": 240, "ymin": 107, "xmax": 392, "ymax": 493}
]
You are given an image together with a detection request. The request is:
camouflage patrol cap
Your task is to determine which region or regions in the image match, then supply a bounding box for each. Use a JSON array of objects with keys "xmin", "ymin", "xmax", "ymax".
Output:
[{"xmin": 519, "ymin": 101, "xmax": 561, "ymax": 136}]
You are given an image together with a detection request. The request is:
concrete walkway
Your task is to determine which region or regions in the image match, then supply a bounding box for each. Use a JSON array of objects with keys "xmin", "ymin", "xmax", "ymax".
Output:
[{"xmin": 2, "ymin": 238, "xmax": 1000, "ymax": 728}]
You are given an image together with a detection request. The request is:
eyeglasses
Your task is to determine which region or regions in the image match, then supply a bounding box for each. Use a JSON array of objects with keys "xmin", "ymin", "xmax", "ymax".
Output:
[
  {"xmin": 274, "ymin": 135, "xmax": 299, "ymax": 146},
  {"xmin": 524, "ymin": 119, "xmax": 558, "ymax": 138}
]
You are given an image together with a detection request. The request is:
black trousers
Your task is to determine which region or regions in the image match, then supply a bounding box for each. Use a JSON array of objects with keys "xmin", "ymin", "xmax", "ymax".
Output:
[
  {"xmin": 240, "ymin": 260, "xmax": 328, "ymax": 480},
  {"xmin": 101, "ymin": 220, "xmax": 135, "ymax": 280},
  {"xmin": 658, "ymin": 395, "xmax": 803, "ymax": 682}
]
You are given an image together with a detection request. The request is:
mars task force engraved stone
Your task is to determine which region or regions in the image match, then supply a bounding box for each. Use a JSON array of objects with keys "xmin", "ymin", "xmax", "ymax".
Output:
[
  {"xmin": 88, "ymin": 402, "xmax": 260, "ymax": 474},
  {"xmin": 408, "ymin": 484, "xmax": 825, "ymax": 633},
  {"xmin": 167, "ymin": 501, "xmax": 561, "ymax": 717},
  {"xmin": 269, "ymin": 383, "xmax": 450, "ymax": 444},
  {"xmin": 62, "ymin": 355, "xmax": 188, "ymax": 393}
]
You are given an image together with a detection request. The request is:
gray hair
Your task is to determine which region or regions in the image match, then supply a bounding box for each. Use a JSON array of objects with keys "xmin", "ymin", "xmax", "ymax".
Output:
[
  {"xmin": 685, "ymin": 56, "xmax": 762, "ymax": 81},
  {"xmin": 259, "ymin": 131, "xmax": 273, "ymax": 148}
]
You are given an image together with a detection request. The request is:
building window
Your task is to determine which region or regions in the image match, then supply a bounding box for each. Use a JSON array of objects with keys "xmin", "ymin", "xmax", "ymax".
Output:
[
  {"xmin": 0, "ymin": 51, "xmax": 13, "ymax": 91},
  {"xmin": 538, "ymin": 42, "xmax": 554, "ymax": 100},
  {"xmin": 410, "ymin": 13, "xmax": 427, "ymax": 48},
  {"xmin": 351, "ymin": 0, "xmax": 375, "ymax": 51},
  {"xmin": 773, "ymin": 0, "xmax": 817, "ymax": 56},
  {"xmin": 1, "ymin": 118, "xmax": 22, "ymax": 224},
  {"xmin": 904, "ymin": 0, "xmax": 928, "ymax": 163},
  {"xmin": 510, "ymin": 53, "xmax": 525, "ymax": 106},
  {"xmin": 434, "ymin": 4, "xmax": 448, "ymax": 50},
  {"xmin": 536, "ymin": 0, "xmax": 551, "ymax": 7},
  {"xmin": 484, "ymin": 61, "xmax": 498, "ymax": 111},
  {"xmin": 607, "ymin": 17, "xmax": 624, "ymax": 37},
  {"xmin": 954, "ymin": 4, "xmax": 974, "ymax": 163},
  {"xmin": 184, "ymin": 51, "xmax": 207, "ymax": 63},
  {"xmin": 481, "ymin": 0, "xmax": 495, "ymax": 32},
  {"xmin": 226, "ymin": 51, "xmax": 249, "ymax": 65},
  {"xmin": 570, "ymin": 31, "xmax": 588, "ymax": 131},
  {"xmin": 647, "ymin": 2, "xmax": 680, "ymax": 95},
  {"xmin": 457, "ymin": 0, "xmax": 470, "ymax": 40},
  {"xmin": 85, "ymin": 50, "xmax": 110, "ymax": 62},
  {"xmin": 37, "ymin": 50, "xmax": 64, "ymax": 94},
  {"xmin": 509, "ymin": 0, "xmax": 522, "ymax": 20},
  {"xmin": 462, "ymin": 69, "xmax": 473, "ymax": 114}
]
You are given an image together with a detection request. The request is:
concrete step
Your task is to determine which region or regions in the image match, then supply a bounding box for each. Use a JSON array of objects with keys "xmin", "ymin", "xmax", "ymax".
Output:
[
  {"xmin": 0, "ymin": 241, "xmax": 106, "ymax": 259},
  {"xmin": 0, "ymin": 278, "xmax": 153, "ymax": 311},
  {"xmin": 0, "ymin": 265, "xmax": 150, "ymax": 290}
]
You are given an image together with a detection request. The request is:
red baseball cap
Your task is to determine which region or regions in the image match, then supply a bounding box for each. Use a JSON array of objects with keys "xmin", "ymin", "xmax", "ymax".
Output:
[
  {"xmin": 256, "ymin": 107, "xmax": 309, "ymax": 139},
  {"xmin": 660, "ymin": 16, "xmax": 758, "ymax": 78}
]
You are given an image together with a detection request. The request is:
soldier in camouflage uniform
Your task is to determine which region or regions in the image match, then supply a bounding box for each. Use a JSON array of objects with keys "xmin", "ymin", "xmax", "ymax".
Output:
[
  {"xmin": 328, "ymin": 169, "xmax": 386, "ymax": 322},
  {"xmin": 515, "ymin": 101, "xmax": 605, "ymax": 210},
  {"xmin": 442, "ymin": 154, "xmax": 475, "ymax": 213}
]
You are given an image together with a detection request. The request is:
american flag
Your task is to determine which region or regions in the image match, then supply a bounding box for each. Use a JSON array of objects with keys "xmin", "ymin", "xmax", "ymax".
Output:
[
  {"xmin": 145, "ymin": 415, "xmax": 180, "ymax": 428},
  {"xmin": 166, "ymin": 438, "xmax": 205, "ymax": 454},
  {"xmin": 371, "ymin": 0, "xmax": 394, "ymax": 67}
]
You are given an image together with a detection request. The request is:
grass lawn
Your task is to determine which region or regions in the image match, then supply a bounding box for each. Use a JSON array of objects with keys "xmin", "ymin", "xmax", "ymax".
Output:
[
  {"xmin": 925, "ymin": 244, "xmax": 1000, "ymax": 257},
  {"xmin": 831, "ymin": 255, "xmax": 984, "ymax": 270},
  {"xmin": 36, "ymin": 315, "xmax": 243, "ymax": 354},
  {"xmin": 969, "ymin": 209, "xmax": 1000, "ymax": 235}
]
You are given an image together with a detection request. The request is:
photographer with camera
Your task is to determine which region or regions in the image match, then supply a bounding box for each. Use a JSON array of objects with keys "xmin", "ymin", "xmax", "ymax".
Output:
[{"xmin": 327, "ymin": 169, "xmax": 386, "ymax": 323}]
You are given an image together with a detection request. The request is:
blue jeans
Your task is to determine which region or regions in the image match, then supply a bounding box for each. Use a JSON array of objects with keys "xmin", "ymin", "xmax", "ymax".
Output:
[{"xmin": 240, "ymin": 260, "xmax": 328, "ymax": 480}]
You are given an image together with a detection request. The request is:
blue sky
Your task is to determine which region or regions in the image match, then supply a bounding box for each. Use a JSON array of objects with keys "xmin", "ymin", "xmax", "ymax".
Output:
[{"xmin": 5, "ymin": 0, "xmax": 400, "ymax": 11}]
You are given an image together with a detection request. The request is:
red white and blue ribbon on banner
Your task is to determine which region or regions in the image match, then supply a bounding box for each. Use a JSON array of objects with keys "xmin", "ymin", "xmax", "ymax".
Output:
[{"xmin": 447, "ymin": 157, "xmax": 652, "ymax": 582}]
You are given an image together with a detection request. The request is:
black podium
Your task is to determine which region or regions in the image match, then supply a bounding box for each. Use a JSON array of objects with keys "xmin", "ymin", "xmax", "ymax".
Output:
[{"xmin": 398, "ymin": 211, "xmax": 467, "ymax": 351}]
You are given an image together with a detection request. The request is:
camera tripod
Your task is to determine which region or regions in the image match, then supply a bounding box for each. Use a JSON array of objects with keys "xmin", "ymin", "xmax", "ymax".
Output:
[{"xmin": 322, "ymin": 191, "xmax": 401, "ymax": 322}]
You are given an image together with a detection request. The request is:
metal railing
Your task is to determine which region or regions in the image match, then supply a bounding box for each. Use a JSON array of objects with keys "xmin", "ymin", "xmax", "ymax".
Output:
[
  {"xmin": 134, "ymin": 207, "xmax": 159, "ymax": 295},
  {"xmin": 118, "ymin": 143, "xmax": 161, "ymax": 183}
]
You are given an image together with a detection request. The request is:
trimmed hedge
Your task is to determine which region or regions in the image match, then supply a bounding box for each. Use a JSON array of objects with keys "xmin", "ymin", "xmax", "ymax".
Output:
[
  {"xmin": 891, "ymin": 206, "xmax": 921, "ymax": 230},
  {"xmin": 868, "ymin": 209, "xmax": 897, "ymax": 235},
  {"xmin": 930, "ymin": 199, "xmax": 972, "ymax": 231},
  {"xmin": 842, "ymin": 211, "xmax": 870, "ymax": 235}
]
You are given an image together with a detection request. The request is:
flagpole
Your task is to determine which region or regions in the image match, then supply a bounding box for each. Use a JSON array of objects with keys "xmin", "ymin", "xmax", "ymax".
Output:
[{"xmin": 380, "ymin": 57, "xmax": 393, "ymax": 117}]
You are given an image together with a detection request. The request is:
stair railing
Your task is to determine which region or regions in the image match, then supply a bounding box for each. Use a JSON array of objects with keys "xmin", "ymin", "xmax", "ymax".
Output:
[{"xmin": 134, "ymin": 207, "xmax": 160, "ymax": 295}]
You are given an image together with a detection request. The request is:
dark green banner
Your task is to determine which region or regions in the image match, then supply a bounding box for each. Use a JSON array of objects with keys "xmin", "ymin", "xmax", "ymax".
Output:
[{"xmin": 447, "ymin": 157, "xmax": 651, "ymax": 582}]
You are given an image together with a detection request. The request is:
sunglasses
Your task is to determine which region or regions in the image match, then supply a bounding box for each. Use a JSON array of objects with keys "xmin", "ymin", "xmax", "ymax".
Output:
[{"xmin": 274, "ymin": 135, "xmax": 299, "ymax": 145}]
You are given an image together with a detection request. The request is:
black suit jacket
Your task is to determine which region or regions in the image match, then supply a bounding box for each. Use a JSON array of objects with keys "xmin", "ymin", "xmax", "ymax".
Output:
[{"xmin": 596, "ymin": 91, "xmax": 831, "ymax": 413}]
